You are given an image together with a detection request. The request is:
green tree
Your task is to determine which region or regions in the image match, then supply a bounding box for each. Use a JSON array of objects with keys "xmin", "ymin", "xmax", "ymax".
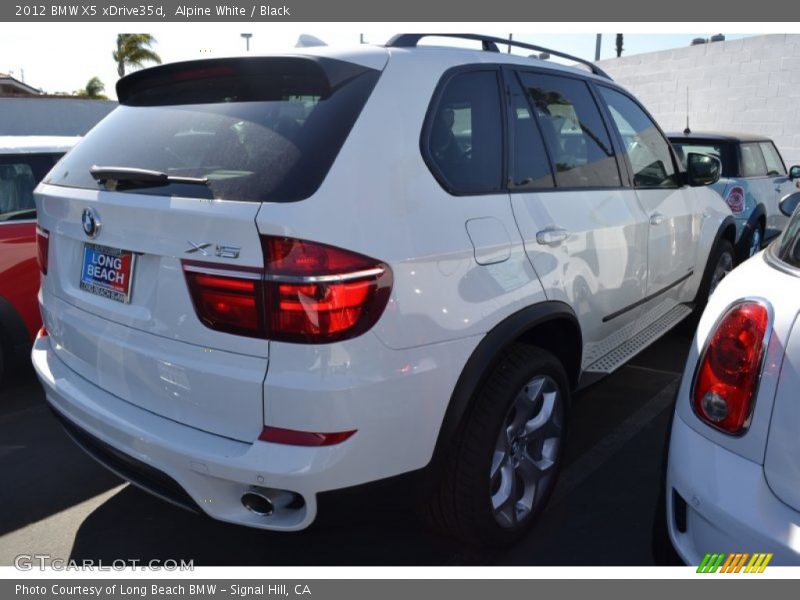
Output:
[
  {"xmin": 75, "ymin": 76, "xmax": 108, "ymax": 99},
  {"xmin": 113, "ymin": 34, "xmax": 162, "ymax": 77}
]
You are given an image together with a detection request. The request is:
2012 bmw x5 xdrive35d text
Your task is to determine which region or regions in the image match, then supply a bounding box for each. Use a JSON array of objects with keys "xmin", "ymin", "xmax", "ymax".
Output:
[{"xmin": 33, "ymin": 34, "xmax": 737, "ymax": 546}]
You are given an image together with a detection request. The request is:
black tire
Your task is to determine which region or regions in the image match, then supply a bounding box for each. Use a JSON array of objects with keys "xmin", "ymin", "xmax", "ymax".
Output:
[
  {"xmin": 422, "ymin": 344, "xmax": 569, "ymax": 546},
  {"xmin": 694, "ymin": 239, "xmax": 735, "ymax": 311},
  {"xmin": 0, "ymin": 342, "xmax": 4, "ymax": 387}
]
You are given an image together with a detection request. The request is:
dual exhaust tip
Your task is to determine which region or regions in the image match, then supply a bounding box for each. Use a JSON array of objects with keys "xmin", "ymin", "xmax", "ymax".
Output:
[{"xmin": 241, "ymin": 488, "xmax": 300, "ymax": 517}]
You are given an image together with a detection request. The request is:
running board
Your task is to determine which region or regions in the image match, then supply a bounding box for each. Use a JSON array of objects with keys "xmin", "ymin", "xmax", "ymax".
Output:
[{"xmin": 583, "ymin": 304, "xmax": 693, "ymax": 374}]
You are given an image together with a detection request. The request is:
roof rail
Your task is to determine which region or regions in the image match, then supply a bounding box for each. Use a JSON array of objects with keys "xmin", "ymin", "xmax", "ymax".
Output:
[{"xmin": 386, "ymin": 34, "xmax": 612, "ymax": 80}]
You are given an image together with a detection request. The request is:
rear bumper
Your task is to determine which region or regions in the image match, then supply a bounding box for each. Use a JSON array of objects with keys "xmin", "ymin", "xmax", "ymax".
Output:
[
  {"xmin": 666, "ymin": 414, "xmax": 800, "ymax": 565},
  {"xmin": 33, "ymin": 329, "xmax": 476, "ymax": 531},
  {"xmin": 34, "ymin": 334, "xmax": 316, "ymax": 529}
]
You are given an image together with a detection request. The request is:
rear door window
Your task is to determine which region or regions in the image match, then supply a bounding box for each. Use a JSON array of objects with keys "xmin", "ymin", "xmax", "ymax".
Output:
[
  {"xmin": 517, "ymin": 72, "xmax": 620, "ymax": 188},
  {"xmin": 0, "ymin": 153, "xmax": 62, "ymax": 221},
  {"xmin": 739, "ymin": 143, "xmax": 768, "ymax": 178},
  {"xmin": 508, "ymin": 81, "xmax": 554, "ymax": 190},
  {"xmin": 46, "ymin": 57, "xmax": 381, "ymax": 203}
]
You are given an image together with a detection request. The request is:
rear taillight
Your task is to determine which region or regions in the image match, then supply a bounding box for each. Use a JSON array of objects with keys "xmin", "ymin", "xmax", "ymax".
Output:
[
  {"xmin": 182, "ymin": 236, "xmax": 392, "ymax": 343},
  {"xmin": 183, "ymin": 269, "xmax": 263, "ymax": 338},
  {"xmin": 725, "ymin": 186, "xmax": 745, "ymax": 214},
  {"xmin": 692, "ymin": 301, "xmax": 770, "ymax": 435},
  {"xmin": 36, "ymin": 226, "xmax": 49, "ymax": 275}
]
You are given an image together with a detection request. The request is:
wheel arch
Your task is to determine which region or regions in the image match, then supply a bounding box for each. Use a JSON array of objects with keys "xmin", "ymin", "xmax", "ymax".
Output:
[
  {"xmin": 713, "ymin": 215, "xmax": 737, "ymax": 252},
  {"xmin": 431, "ymin": 301, "xmax": 581, "ymax": 464}
]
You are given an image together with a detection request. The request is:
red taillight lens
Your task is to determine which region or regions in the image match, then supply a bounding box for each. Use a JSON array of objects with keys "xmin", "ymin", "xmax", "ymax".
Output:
[
  {"xmin": 725, "ymin": 186, "xmax": 745, "ymax": 214},
  {"xmin": 183, "ymin": 268, "xmax": 264, "ymax": 338},
  {"xmin": 36, "ymin": 226, "xmax": 49, "ymax": 275},
  {"xmin": 258, "ymin": 426, "xmax": 356, "ymax": 446},
  {"xmin": 692, "ymin": 301, "xmax": 770, "ymax": 434},
  {"xmin": 182, "ymin": 236, "xmax": 392, "ymax": 343}
]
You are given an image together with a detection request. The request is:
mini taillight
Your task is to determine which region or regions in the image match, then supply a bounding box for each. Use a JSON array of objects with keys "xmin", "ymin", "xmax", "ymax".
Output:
[
  {"xmin": 725, "ymin": 186, "xmax": 745, "ymax": 214},
  {"xmin": 182, "ymin": 236, "xmax": 392, "ymax": 343},
  {"xmin": 258, "ymin": 426, "xmax": 356, "ymax": 446},
  {"xmin": 36, "ymin": 226, "xmax": 49, "ymax": 275},
  {"xmin": 692, "ymin": 301, "xmax": 770, "ymax": 434}
]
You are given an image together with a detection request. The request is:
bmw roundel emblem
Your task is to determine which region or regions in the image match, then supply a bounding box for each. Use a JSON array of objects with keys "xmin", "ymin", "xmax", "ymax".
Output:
[{"xmin": 82, "ymin": 208, "xmax": 101, "ymax": 238}]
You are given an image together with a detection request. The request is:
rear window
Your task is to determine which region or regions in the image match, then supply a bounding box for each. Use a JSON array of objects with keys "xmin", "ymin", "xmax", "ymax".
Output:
[
  {"xmin": 45, "ymin": 57, "xmax": 380, "ymax": 203},
  {"xmin": 0, "ymin": 153, "xmax": 63, "ymax": 221}
]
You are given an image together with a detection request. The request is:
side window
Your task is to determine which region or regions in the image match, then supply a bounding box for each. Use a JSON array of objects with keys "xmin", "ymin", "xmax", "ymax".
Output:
[
  {"xmin": 740, "ymin": 143, "xmax": 768, "ymax": 178},
  {"xmin": 0, "ymin": 154, "xmax": 60, "ymax": 221},
  {"xmin": 597, "ymin": 86, "xmax": 679, "ymax": 188},
  {"xmin": 518, "ymin": 72, "xmax": 620, "ymax": 188},
  {"xmin": 425, "ymin": 70, "xmax": 504, "ymax": 194},
  {"xmin": 509, "ymin": 86, "xmax": 554, "ymax": 190},
  {"xmin": 760, "ymin": 142, "xmax": 786, "ymax": 177}
]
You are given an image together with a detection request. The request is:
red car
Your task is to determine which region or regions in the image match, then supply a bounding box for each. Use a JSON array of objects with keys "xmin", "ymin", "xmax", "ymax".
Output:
[{"xmin": 0, "ymin": 136, "xmax": 79, "ymax": 382}]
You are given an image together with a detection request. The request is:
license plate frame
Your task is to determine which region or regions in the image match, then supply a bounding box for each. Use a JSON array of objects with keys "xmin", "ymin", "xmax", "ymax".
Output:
[{"xmin": 79, "ymin": 242, "xmax": 137, "ymax": 304}]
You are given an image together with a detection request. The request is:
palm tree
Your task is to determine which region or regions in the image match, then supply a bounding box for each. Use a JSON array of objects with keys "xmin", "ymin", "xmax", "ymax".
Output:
[
  {"xmin": 113, "ymin": 34, "xmax": 162, "ymax": 77},
  {"xmin": 76, "ymin": 76, "xmax": 108, "ymax": 99}
]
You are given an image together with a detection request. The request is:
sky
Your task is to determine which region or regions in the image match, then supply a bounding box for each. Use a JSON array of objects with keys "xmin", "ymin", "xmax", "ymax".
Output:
[{"xmin": 0, "ymin": 25, "xmax": 759, "ymax": 99}]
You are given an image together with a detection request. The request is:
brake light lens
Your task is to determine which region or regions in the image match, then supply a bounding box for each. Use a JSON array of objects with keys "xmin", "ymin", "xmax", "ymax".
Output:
[
  {"xmin": 692, "ymin": 301, "xmax": 770, "ymax": 434},
  {"xmin": 36, "ymin": 226, "xmax": 49, "ymax": 275},
  {"xmin": 183, "ymin": 270, "xmax": 263, "ymax": 338},
  {"xmin": 182, "ymin": 236, "xmax": 392, "ymax": 343},
  {"xmin": 725, "ymin": 186, "xmax": 745, "ymax": 214}
]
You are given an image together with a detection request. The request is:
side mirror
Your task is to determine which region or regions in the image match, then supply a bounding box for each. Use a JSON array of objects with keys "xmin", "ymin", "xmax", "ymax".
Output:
[
  {"xmin": 780, "ymin": 191, "xmax": 800, "ymax": 217},
  {"xmin": 686, "ymin": 152, "xmax": 721, "ymax": 187},
  {"xmin": 789, "ymin": 165, "xmax": 800, "ymax": 181}
]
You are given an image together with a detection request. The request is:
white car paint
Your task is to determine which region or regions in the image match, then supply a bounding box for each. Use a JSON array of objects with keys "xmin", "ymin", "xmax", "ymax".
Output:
[
  {"xmin": 33, "ymin": 41, "xmax": 732, "ymax": 532},
  {"xmin": 666, "ymin": 246, "xmax": 800, "ymax": 564}
]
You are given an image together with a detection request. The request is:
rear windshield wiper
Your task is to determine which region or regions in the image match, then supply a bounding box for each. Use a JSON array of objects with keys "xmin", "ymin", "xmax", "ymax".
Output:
[{"xmin": 90, "ymin": 166, "xmax": 209, "ymax": 191}]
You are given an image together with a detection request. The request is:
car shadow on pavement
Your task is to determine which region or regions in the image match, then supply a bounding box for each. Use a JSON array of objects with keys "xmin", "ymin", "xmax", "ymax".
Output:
[
  {"xmin": 66, "ymin": 363, "xmax": 680, "ymax": 567},
  {"xmin": 0, "ymin": 366, "xmax": 122, "ymax": 537},
  {"xmin": 67, "ymin": 482, "xmax": 492, "ymax": 566}
]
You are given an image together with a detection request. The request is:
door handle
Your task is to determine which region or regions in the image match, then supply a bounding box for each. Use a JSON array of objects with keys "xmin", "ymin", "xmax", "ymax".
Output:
[
  {"xmin": 536, "ymin": 228, "xmax": 569, "ymax": 246},
  {"xmin": 649, "ymin": 213, "xmax": 666, "ymax": 226}
]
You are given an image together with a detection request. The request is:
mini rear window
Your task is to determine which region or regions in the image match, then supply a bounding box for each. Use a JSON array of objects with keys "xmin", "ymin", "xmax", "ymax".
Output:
[
  {"xmin": 45, "ymin": 57, "xmax": 380, "ymax": 203},
  {"xmin": 0, "ymin": 153, "xmax": 63, "ymax": 221}
]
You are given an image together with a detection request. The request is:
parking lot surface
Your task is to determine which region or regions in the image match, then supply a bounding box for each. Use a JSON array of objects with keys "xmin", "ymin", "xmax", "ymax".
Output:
[{"xmin": 0, "ymin": 318, "xmax": 695, "ymax": 566}]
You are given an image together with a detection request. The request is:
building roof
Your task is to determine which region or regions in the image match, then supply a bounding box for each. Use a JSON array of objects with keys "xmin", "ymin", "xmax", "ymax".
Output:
[{"xmin": 0, "ymin": 72, "xmax": 41, "ymax": 96}]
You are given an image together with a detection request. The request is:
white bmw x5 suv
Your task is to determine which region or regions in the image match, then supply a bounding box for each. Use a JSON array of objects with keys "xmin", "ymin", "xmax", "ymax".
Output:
[{"xmin": 33, "ymin": 34, "xmax": 736, "ymax": 545}]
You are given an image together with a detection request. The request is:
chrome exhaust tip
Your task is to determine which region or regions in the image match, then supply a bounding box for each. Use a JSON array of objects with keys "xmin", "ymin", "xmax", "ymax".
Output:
[{"xmin": 241, "ymin": 491, "xmax": 275, "ymax": 516}]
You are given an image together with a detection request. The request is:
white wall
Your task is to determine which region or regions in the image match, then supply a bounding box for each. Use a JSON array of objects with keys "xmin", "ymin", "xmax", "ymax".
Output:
[
  {"xmin": 597, "ymin": 34, "xmax": 800, "ymax": 168},
  {"xmin": 0, "ymin": 97, "xmax": 116, "ymax": 136}
]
